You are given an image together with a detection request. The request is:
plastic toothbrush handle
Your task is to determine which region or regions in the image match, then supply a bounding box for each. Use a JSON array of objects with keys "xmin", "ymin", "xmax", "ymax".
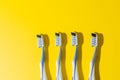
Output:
[
  {"xmin": 89, "ymin": 47, "xmax": 97, "ymax": 80},
  {"xmin": 56, "ymin": 47, "xmax": 62, "ymax": 80},
  {"xmin": 56, "ymin": 61, "xmax": 63, "ymax": 80},
  {"xmin": 89, "ymin": 62, "xmax": 93, "ymax": 80},
  {"xmin": 40, "ymin": 62, "xmax": 47, "ymax": 80},
  {"xmin": 72, "ymin": 46, "xmax": 79, "ymax": 80},
  {"xmin": 89, "ymin": 62, "xmax": 95, "ymax": 80},
  {"xmin": 40, "ymin": 47, "xmax": 47, "ymax": 80},
  {"xmin": 72, "ymin": 61, "xmax": 79, "ymax": 80},
  {"xmin": 56, "ymin": 61, "xmax": 59, "ymax": 80},
  {"xmin": 40, "ymin": 62, "xmax": 43, "ymax": 80},
  {"xmin": 72, "ymin": 61, "xmax": 75, "ymax": 80}
]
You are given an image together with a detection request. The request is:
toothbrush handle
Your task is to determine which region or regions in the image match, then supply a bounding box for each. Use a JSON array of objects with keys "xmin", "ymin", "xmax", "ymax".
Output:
[
  {"xmin": 56, "ymin": 47, "xmax": 62, "ymax": 80},
  {"xmin": 72, "ymin": 46, "xmax": 78, "ymax": 80},
  {"xmin": 56, "ymin": 61, "xmax": 62, "ymax": 80},
  {"xmin": 72, "ymin": 61, "xmax": 75, "ymax": 80},
  {"xmin": 40, "ymin": 62, "xmax": 43, "ymax": 80},
  {"xmin": 40, "ymin": 62, "xmax": 47, "ymax": 80},
  {"xmin": 89, "ymin": 47, "xmax": 97, "ymax": 80},
  {"xmin": 89, "ymin": 62, "xmax": 95, "ymax": 80},
  {"xmin": 72, "ymin": 61, "xmax": 79, "ymax": 80},
  {"xmin": 56, "ymin": 61, "xmax": 59, "ymax": 80}
]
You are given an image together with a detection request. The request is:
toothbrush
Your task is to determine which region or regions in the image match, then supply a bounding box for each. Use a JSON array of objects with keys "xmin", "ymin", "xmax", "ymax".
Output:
[
  {"xmin": 56, "ymin": 33, "xmax": 63, "ymax": 80},
  {"xmin": 89, "ymin": 33, "xmax": 98, "ymax": 80},
  {"xmin": 37, "ymin": 34, "xmax": 47, "ymax": 80},
  {"xmin": 71, "ymin": 32, "xmax": 79, "ymax": 80}
]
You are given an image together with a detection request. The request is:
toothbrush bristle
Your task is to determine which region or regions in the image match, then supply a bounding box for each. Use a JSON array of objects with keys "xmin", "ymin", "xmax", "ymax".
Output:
[
  {"xmin": 37, "ymin": 35, "xmax": 41, "ymax": 38},
  {"xmin": 71, "ymin": 32, "xmax": 76, "ymax": 36},
  {"xmin": 37, "ymin": 35, "xmax": 44, "ymax": 48},
  {"xmin": 55, "ymin": 33, "xmax": 62, "ymax": 46},
  {"xmin": 71, "ymin": 32, "xmax": 78, "ymax": 46},
  {"xmin": 91, "ymin": 33, "xmax": 98, "ymax": 47}
]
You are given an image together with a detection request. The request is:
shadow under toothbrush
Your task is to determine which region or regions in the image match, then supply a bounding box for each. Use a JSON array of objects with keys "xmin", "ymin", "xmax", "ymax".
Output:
[
  {"xmin": 95, "ymin": 33, "xmax": 104, "ymax": 80},
  {"xmin": 43, "ymin": 34, "xmax": 52, "ymax": 80},
  {"xmin": 61, "ymin": 33, "xmax": 68, "ymax": 80},
  {"xmin": 77, "ymin": 32, "xmax": 84, "ymax": 80}
]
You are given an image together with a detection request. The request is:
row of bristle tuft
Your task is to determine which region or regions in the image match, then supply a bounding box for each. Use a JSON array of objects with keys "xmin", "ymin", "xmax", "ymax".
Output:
[{"xmin": 37, "ymin": 33, "xmax": 98, "ymax": 47}]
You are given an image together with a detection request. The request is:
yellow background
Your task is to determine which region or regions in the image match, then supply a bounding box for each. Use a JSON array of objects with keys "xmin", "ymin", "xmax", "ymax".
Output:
[{"xmin": 0, "ymin": 0, "xmax": 120, "ymax": 80}]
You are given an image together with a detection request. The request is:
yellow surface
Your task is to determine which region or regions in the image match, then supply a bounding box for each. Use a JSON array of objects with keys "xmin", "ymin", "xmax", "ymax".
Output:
[{"xmin": 0, "ymin": 0, "xmax": 120, "ymax": 80}]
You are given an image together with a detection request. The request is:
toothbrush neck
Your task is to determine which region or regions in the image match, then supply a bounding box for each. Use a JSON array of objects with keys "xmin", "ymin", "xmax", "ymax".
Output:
[
  {"xmin": 60, "ymin": 46, "xmax": 62, "ymax": 55},
  {"xmin": 42, "ymin": 47, "xmax": 44, "ymax": 53},
  {"xmin": 76, "ymin": 45, "xmax": 78, "ymax": 53},
  {"xmin": 60, "ymin": 46, "xmax": 62, "ymax": 51},
  {"xmin": 92, "ymin": 47, "xmax": 97, "ymax": 63},
  {"xmin": 57, "ymin": 46, "xmax": 62, "ymax": 63},
  {"xmin": 74, "ymin": 45, "xmax": 78, "ymax": 60},
  {"xmin": 42, "ymin": 47, "xmax": 45, "ymax": 60}
]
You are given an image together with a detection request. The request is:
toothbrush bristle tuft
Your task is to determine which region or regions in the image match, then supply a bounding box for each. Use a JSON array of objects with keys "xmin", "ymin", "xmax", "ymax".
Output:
[
  {"xmin": 71, "ymin": 32, "xmax": 78, "ymax": 46},
  {"xmin": 37, "ymin": 35, "xmax": 41, "ymax": 38},
  {"xmin": 55, "ymin": 33, "xmax": 59, "ymax": 36},
  {"xmin": 55, "ymin": 33, "xmax": 62, "ymax": 46},
  {"xmin": 37, "ymin": 35, "xmax": 44, "ymax": 48},
  {"xmin": 71, "ymin": 32, "xmax": 76, "ymax": 36},
  {"xmin": 92, "ymin": 33, "xmax": 96, "ymax": 37},
  {"xmin": 91, "ymin": 33, "xmax": 98, "ymax": 47}
]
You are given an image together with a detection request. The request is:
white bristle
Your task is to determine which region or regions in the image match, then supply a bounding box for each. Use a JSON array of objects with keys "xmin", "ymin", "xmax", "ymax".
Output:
[
  {"xmin": 55, "ymin": 33, "xmax": 62, "ymax": 46},
  {"xmin": 91, "ymin": 33, "xmax": 98, "ymax": 47},
  {"xmin": 71, "ymin": 33, "xmax": 78, "ymax": 46},
  {"xmin": 37, "ymin": 35, "xmax": 44, "ymax": 48}
]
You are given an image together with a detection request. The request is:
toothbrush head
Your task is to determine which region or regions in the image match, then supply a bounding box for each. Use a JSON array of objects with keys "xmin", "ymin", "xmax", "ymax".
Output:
[
  {"xmin": 37, "ymin": 34, "xmax": 44, "ymax": 48},
  {"xmin": 91, "ymin": 33, "xmax": 98, "ymax": 47},
  {"xmin": 55, "ymin": 33, "xmax": 62, "ymax": 46},
  {"xmin": 71, "ymin": 32, "xmax": 78, "ymax": 46}
]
